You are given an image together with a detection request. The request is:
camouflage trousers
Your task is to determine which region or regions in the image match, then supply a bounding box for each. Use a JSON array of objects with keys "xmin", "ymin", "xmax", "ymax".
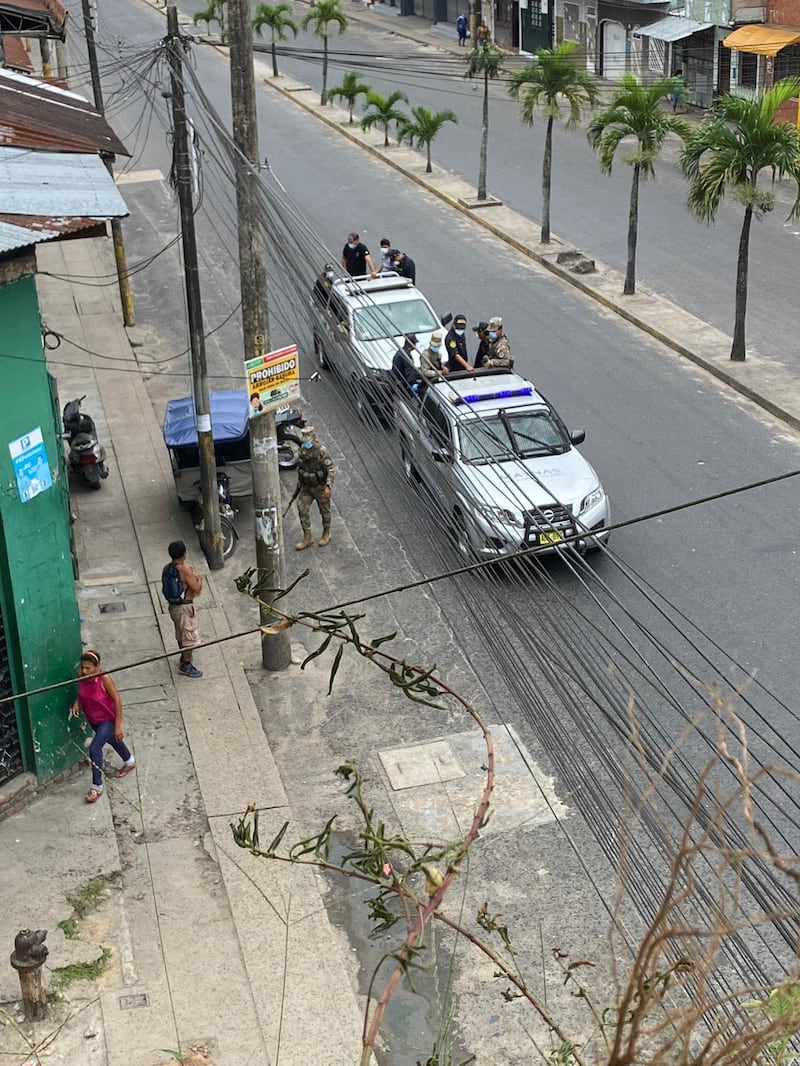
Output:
[{"xmin": 297, "ymin": 486, "xmax": 331, "ymax": 531}]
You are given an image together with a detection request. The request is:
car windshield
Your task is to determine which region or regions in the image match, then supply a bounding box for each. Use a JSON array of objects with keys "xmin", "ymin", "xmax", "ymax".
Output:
[
  {"xmin": 352, "ymin": 299, "xmax": 440, "ymax": 342},
  {"xmin": 458, "ymin": 409, "xmax": 569, "ymax": 464}
]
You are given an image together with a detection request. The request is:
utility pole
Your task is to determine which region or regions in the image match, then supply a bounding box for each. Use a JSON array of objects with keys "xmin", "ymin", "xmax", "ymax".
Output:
[
  {"xmin": 165, "ymin": 5, "xmax": 224, "ymax": 570},
  {"xmin": 80, "ymin": 0, "xmax": 135, "ymax": 328},
  {"xmin": 227, "ymin": 0, "xmax": 291, "ymax": 670}
]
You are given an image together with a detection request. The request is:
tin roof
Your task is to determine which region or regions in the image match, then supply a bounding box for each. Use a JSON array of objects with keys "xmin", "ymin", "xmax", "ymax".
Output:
[
  {"xmin": 1, "ymin": 34, "xmax": 34, "ymax": 71},
  {"xmin": 0, "ymin": 69, "xmax": 128, "ymax": 155},
  {"xmin": 0, "ymin": 215, "xmax": 109, "ymax": 253},
  {"xmin": 0, "ymin": 0, "xmax": 66, "ymax": 38},
  {"xmin": 0, "ymin": 147, "xmax": 127, "ymax": 220}
]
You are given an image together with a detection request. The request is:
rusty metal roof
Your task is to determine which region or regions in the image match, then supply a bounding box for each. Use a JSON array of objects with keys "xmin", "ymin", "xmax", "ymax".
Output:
[
  {"xmin": 0, "ymin": 215, "xmax": 108, "ymax": 254},
  {"xmin": 0, "ymin": 69, "xmax": 128, "ymax": 155},
  {"xmin": 1, "ymin": 35, "xmax": 34, "ymax": 71},
  {"xmin": 0, "ymin": 0, "xmax": 66, "ymax": 39}
]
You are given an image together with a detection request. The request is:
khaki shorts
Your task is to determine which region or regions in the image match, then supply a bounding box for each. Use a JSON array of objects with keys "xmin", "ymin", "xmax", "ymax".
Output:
[{"xmin": 168, "ymin": 602, "xmax": 199, "ymax": 649}]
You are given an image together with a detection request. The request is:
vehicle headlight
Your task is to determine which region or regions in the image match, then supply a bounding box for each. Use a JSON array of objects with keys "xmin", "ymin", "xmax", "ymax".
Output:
[
  {"xmin": 478, "ymin": 505, "xmax": 524, "ymax": 527},
  {"xmin": 579, "ymin": 486, "xmax": 604, "ymax": 514}
]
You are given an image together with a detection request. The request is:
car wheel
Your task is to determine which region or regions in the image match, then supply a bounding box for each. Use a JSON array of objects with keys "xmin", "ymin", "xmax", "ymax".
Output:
[
  {"xmin": 278, "ymin": 430, "xmax": 302, "ymax": 470},
  {"xmin": 452, "ymin": 509, "xmax": 475, "ymax": 560},
  {"xmin": 313, "ymin": 333, "xmax": 329, "ymax": 370}
]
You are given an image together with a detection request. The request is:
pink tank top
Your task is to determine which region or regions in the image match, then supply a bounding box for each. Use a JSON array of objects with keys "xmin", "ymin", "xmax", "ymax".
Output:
[{"xmin": 78, "ymin": 676, "xmax": 116, "ymax": 726}]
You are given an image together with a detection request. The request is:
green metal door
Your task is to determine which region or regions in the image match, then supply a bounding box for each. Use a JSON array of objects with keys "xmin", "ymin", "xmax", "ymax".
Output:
[{"xmin": 521, "ymin": 0, "xmax": 551, "ymax": 53}]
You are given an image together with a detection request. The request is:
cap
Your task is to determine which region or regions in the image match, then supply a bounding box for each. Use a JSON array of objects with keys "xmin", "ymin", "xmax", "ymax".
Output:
[
  {"xmin": 472, "ymin": 320, "xmax": 489, "ymax": 333},
  {"xmin": 324, "ymin": 262, "xmax": 334, "ymax": 271},
  {"xmin": 454, "ymin": 314, "xmax": 467, "ymax": 327},
  {"xmin": 488, "ymin": 316, "xmax": 502, "ymax": 329},
  {"xmin": 404, "ymin": 333, "xmax": 418, "ymax": 345},
  {"xmin": 388, "ymin": 248, "xmax": 401, "ymax": 258},
  {"xmin": 430, "ymin": 330, "xmax": 443, "ymax": 344},
  {"xmin": 301, "ymin": 426, "xmax": 316, "ymax": 441}
]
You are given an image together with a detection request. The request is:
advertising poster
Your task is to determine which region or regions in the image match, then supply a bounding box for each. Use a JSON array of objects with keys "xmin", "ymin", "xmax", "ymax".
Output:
[
  {"xmin": 9, "ymin": 427, "xmax": 53, "ymax": 503},
  {"xmin": 245, "ymin": 343, "xmax": 300, "ymax": 417}
]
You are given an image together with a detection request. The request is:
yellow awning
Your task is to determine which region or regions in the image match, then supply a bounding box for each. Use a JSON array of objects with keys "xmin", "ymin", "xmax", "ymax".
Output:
[{"xmin": 723, "ymin": 24, "xmax": 800, "ymax": 55}]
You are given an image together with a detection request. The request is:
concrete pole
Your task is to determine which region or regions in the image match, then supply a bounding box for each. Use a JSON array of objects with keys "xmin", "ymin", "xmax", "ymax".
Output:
[
  {"xmin": 227, "ymin": 0, "xmax": 291, "ymax": 670},
  {"xmin": 80, "ymin": 0, "xmax": 135, "ymax": 327},
  {"xmin": 56, "ymin": 38, "xmax": 68, "ymax": 79},
  {"xmin": 166, "ymin": 5, "xmax": 224, "ymax": 570}
]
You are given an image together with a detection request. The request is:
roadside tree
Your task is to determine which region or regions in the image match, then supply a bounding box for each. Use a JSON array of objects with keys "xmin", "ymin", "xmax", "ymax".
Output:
[
  {"xmin": 193, "ymin": 0, "xmax": 226, "ymax": 38},
  {"xmin": 588, "ymin": 74, "xmax": 689, "ymax": 295},
  {"xmin": 302, "ymin": 0, "xmax": 348, "ymax": 107},
  {"xmin": 327, "ymin": 71, "xmax": 371, "ymax": 123},
  {"xmin": 360, "ymin": 89, "xmax": 409, "ymax": 147},
  {"xmin": 397, "ymin": 105, "xmax": 458, "ymax": 174},
  {"xmin": 252, "ymin": 1, "xmax": 298, "ymax": 79},
  {"xmin": 681, "ymin": 78, "xmax": 800, "ymax": 361},
  {"xmin": 464, "ymin": 44, "xmax": 505, "ymax": 201},
  {"xmin": 508, "ymin": 41, "xmax": 599, "ymax": 244}
]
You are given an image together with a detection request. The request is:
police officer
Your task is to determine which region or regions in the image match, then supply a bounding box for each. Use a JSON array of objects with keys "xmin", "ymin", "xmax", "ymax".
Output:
[
  {"xmin": 391, "ymin": 249, "xmax": 417, "ymax": 284},
  {"xmin": 484, "ymin": 316, "xmax": 513, "ymax": 368},
  {"xmin": 295, "ymin": 426, "xmax": 336, "ymax": 550},
  {"xmin": 392, "ymin": 333, "xmax": 424, "ymax": 396},
  {"xmin": 312, "ymin": 262, "xmax": 335, "ymax": 307},
  {"xmin": 472, "ymin": 320, "xmax": 491, "ymax": 368},
  {"xmin": 444, "ymin": 314, "xmax": 472, "ymax": 372}
]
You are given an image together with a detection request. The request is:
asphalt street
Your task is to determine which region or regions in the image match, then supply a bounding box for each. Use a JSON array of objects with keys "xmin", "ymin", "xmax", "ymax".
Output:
[{"xmin": 70, "ymin": 0, "xmax": 800, "ymax": 987}]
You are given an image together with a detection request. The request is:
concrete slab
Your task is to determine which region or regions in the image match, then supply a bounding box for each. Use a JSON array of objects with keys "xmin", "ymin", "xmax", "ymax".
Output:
[{"xmin": 379, "ymin": 738, "xmax": 466, "ymax": 789}]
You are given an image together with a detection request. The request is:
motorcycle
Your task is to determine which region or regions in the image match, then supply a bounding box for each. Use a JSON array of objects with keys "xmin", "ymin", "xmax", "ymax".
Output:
[
  {"xmin": 276, "ymin": 404, "xmax": 306, "ymax": 470},
  {"xmin": 62, "ymin": 396, "xmax": 109, "ymax": 489},
  {"xmin": 192, "ymin": 472, "xmax": 238, "ymax": 560}
]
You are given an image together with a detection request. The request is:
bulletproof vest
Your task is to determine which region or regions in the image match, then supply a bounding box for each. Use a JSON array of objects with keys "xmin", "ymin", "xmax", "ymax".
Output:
[{"xmin": 298, "ymin": 449, "xmax": 329, "ymax": 486}]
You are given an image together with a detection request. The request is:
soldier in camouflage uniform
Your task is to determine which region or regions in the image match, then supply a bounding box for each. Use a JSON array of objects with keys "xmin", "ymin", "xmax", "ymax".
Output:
[
  {"xmin": 295, "ymin": 426, "xmax": 336, "ymax": 550},
  {"xmin": 483, "ymin": 316, "xmax": 513, "ymax": 368}
]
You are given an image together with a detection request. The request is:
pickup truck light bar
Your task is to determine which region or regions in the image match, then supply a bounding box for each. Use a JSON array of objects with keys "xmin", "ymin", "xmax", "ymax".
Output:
[{"xmin": 452, "ymin": 386, "xmax": 534, "ymax": 405}]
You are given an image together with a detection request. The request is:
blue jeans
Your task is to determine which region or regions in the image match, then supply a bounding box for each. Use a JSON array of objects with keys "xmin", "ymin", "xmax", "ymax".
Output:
[{"xmin": 89, "ymin": 720, "xmax": 132, "ymax": 789}]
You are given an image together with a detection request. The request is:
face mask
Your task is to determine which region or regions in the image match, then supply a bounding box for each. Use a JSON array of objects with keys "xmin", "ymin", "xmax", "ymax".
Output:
[
  {"xmin": 302, "ymin": 440, "xmax": 313, "ymax": 449},
  {"xmin": 430, "ymin": 344, "xmax": 441, "ymax": 353},
  {"xmin": 488, "ymin": 331, "xmax": 498, "ymax": 341},
  {"xmin": 347, "ymin": 242, "xmax": 357, "ymax": 250},
  {"xmin": 454, "ymin": 329, "xmax": 465, "ymax": 337},
  {"xmin": 325, "ymin": 270, "xmax": 334, "ymax": 280}
]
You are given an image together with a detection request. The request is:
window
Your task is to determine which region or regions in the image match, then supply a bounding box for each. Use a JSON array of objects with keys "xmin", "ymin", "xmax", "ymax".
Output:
[
  {"xmin": 529, "ymin": 0, "xmax": 543, "ymax": 30},
  {"xmin": 458, "ymin": 409, "xmax": 569, "ymax": 463},
  {"xmin": 738, "ymin": 50, "xmax": 758, "ymax": 88},
  {"xmin": 775, "ymin": 44, "xmax": 800, "ymax": 81},
  {"xmin": 421, "ymin": 397, "xmax": 452, "ymax": 451},
  {"xmin": 352, "ymin": 299, "xmax": 439, "ymax": 342}
]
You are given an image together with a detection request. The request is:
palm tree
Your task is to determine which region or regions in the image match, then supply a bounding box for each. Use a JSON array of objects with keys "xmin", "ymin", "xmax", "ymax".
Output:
[
  {"xmin": 587, "ymin": 74, "xmax": 689, "ymax": 296},
  {"xmin": 327, "ymin": 70, "xmax": 371, "ymax": 123},
  {"xmin": 301, "ymin": 0, "xmax": 348, "ymax": 107},
  {"xmin": 252, "ymin": 1, "xmax": 297, "ymax": 79},
  {"xmin": 681, "ymin": 79, "xmax": 800, "ymax": 362},
  {"xmin": 193, "ymin": 0, "xmax": 226, "ymax": 37},
  {"xmin": 360, "ymin": 89, "xmax": 409, "ymax": 147},
  {"xmin": 508, "ymin": 41, "xmax": 599, "ymax": 243},
  {"xmin": 397, "ymin": 105, "xmax": 458, "ymax": 174},
  {"xmin": 464, "ymin": 44, "xmax": 504, "ymax": 201}
]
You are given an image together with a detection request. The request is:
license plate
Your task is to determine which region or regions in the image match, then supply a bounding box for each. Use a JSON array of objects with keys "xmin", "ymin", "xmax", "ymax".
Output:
[{"xmin": 539, "ymin": 530, "xmax": 564, "ymax": 545}]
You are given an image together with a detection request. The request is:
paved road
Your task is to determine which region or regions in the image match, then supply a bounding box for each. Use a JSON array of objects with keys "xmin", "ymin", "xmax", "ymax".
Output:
[{"xmin": 83, "ymin": 0, "xmax": 800, "ymax": 980}]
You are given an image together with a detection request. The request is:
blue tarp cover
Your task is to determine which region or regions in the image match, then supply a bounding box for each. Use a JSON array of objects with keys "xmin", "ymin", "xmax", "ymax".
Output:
[{"xmin": 162, "ymin": 391, "xmax": 250, "ymax": 448}]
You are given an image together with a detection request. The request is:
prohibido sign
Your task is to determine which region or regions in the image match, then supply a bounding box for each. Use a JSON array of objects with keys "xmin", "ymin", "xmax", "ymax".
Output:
[{"xmin": 245, "ymin": 342, "xmax": 300, "ymax": 418}]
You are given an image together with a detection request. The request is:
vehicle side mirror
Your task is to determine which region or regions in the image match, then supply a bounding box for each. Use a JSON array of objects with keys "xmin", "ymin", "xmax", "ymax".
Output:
[
  {"xmin": 570, "ymin": 429, "xmax": 586, "ymax": 445},
  {"xmin": 431, "ymin": 449, "xmax": 451, "ymax": 463},
  {"xmin": 441, "ymin": 312, "xmax": 453, "ymax": 327}
]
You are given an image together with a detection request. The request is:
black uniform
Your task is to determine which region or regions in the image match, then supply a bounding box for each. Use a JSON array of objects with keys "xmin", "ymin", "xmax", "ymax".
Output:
[
  {"xmin": 342, "ymin": 241, "xmax": 370, "ymax": 276},
  {"xmin": 395, "ymin": 255, "xmax": 416, "ymax": 284},
  {"xmin": 474, "ymin": 333, "xmax": 492, "ymax": 368},
  {"xmin": 392, "ymin": 348, "xmax": 423, "ymax": 397},
  {"xmin": 444, "ymin": 327, "xmax": 470, "ymax": 372}
]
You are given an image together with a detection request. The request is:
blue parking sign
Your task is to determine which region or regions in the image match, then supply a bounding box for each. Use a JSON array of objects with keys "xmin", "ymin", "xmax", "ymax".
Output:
[{"xmin": 9, "ymin": 427, "xmax": 53, "ymax": 504}]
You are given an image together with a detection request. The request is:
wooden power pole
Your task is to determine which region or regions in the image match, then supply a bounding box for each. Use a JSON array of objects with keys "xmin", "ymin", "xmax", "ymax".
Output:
[
  {"xmin": 227, "ymin": 0, "xmax": 291, "ymax": 670},
  {"xmin": 165, "ymin": 5, "xmax": 224, "ymax": 570}
]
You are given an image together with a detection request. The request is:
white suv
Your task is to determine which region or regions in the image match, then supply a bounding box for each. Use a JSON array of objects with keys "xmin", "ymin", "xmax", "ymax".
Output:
[
  {"xmin": 312, "ymin": 272, "xmax": 442, "ymax": 417},
  {"xmin": 395, "ymin": 368, "xmax": 610, "ymax": 559}
]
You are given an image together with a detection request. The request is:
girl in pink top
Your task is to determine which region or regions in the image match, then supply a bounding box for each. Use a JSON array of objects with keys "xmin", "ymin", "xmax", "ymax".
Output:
[{"xmin": 70, "ymin": 649, "xmax": 135, "ymax": 803}]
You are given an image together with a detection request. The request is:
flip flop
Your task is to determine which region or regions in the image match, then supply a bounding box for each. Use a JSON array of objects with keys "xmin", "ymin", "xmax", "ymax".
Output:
[
  {"xmin": 85, "ymin": 788, "xmax": 103, "ymax": 803},
  {"xmin": 116, "ymin": 763, "xmax": 136, "ymax": 779}
]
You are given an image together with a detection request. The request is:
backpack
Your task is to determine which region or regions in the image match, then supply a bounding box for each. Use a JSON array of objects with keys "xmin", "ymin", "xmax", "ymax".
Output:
[{"xmin": 162, "ymin": 563, "xmax": 184, "ymax": 605}]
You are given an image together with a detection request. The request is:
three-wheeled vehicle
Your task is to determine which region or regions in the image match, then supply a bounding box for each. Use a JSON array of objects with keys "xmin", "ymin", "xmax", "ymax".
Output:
[{"xmin": 162, "ymin": 390, "xmax": 304, "ymax": 504}]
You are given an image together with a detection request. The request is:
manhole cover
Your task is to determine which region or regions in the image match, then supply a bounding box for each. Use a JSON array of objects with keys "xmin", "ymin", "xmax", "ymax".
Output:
[
  {"xmin": 379, "ymin": 740, "xmax": 464, "ymax": 790},
  {"xmin": 119, "ymin": 992, "xmax": 149, "ymax": 1010},
  {"xmin": 99, "ymin": 602, "xmax": 127, "ymax": 613}
]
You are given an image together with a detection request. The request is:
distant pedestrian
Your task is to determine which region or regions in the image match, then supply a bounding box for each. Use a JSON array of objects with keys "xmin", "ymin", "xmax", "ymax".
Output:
[
  {"xmin": 484, "ymin": 316, "xmax": 513, "ymax": 367},
  {"xmin": 342, "ymin": 232, "xmax": 376, "ymax": 278},
  {"xmin": 162, "ymin": 541, "xmax": 203, "ymax": 678},
  {"xmin": 379, "ymin": 238, "xmax": 394, "ymax": 272},
  {"xmin": 444, "ymin": 313, "xmax": 473, "ymax": 372},
  {"xmin": 70, "ymin": 649, "xmax": 135, "ymax": 804},
  {"xmin": 295, "ymin": 427, "xmax": 336, "ymax": 550},
  {"xmin": 391, "ymin": 249, "xmax": 417, "ymax": 284},
  {"xmin": 472, "ymin": 320, "xmax": 491, "ymax": 367},
  {"xmin": 456, "ymin": 13, "xmax": 468, "ymax": 45},
  {"xmin": 475, "ymin": 19, "xmax": 490, "ymax": 44}
]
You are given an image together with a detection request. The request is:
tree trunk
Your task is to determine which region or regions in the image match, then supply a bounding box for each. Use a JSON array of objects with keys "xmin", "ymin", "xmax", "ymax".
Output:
[
  {"xmin": 478, "ymin": 68, "xmax": 489, "ymax": 200},
  {"xmin": 384, "ymin": 124, "xmax": 389, "ymax": 148},
  {"xmin": 541, "ymin": 114, "xmax": 553, "ymax": 244},
  {"xmin": 271, "ymin": 39, "xmax": 278, "ymax": 78},
  {"xmin": 624, "ymin": 162, "xmax": 640, "ymax": 296},
  {"xmin": 349, "ymin": 103, "xmax": 354, "ymax": 123},
  {"xmin": 426, "ymin": 141, "xmax": 432, "ymax": 173},
  {"xmin": 731, "ymin": 202, "xmax": 753, "ymax": 361},
  {"xmin": 321, "ymin": 35, "xmax": 328, "ymax": 105}
]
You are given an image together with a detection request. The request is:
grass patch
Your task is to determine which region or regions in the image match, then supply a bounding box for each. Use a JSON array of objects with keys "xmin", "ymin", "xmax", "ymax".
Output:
[
  {"xmin": 65, "ymin": 872, "xmax": 119, "ymax": 919},
  {"xmin": 51, "ymin": 947, "xmax": 111, "ymax": 992},
  {"xmin": 57, "ymin": 917, "xmax": 79, "ymax": 940}
]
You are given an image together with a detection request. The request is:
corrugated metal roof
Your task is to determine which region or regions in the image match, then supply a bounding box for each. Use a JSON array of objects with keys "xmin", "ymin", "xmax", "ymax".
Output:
[
  {"xmin": 0, "ymin": 147, "xmax": 128, "ymax": 218},
  {"xmin": 0, "ymin": 217, "xmax": 57, "ymax": 252},
  {"xmin": 1, "ymin": 34, "xmax": 34, "ymax": 71},
  {"xmin": 0, "ymin": 69, "xmax": 128, "ymax": 155},
  {"xmin": 0, "ymin": 0, "xmax": 66, "ymax": 38},
  {"xmin": 635, "ymin": 14, "xmax": 713, "ymax": 39}
]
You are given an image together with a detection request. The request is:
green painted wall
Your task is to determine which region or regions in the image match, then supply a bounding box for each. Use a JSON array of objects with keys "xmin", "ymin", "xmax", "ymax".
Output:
[{"xmin": 0, "ymin": 273, "xmax": 82, "ymax": 781}]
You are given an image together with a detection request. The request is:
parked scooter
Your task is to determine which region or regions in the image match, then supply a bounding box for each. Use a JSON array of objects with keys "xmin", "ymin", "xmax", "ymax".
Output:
[
  {"xmin": 62, "ymin": 396, "xmax": 109, "ymax": 489},
  {"xmin": 276, "ymin": 404, "xmax": 306, "ymax": 470},
  {"xmin": 192, "ymin": 472, "xmax": 238, "ymax": 560}
]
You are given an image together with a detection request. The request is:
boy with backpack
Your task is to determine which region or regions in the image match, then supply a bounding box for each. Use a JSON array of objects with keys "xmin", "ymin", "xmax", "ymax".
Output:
[{"xmin": 162, "ymin": 540, "xmax": 203, "ymax": 678}]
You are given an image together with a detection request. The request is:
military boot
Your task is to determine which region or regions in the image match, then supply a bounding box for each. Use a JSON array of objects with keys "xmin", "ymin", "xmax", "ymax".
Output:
[
  {"xmin": 295, "ymin": 530, "xmax": 313, "ymax": 551},
  {"xmin": 319, "ymin": 527, "xmax": 331, "ymax": 547}
]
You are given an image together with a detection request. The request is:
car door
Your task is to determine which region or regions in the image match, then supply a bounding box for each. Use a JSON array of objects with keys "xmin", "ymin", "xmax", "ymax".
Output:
[{"xmin": 416, "ymin": 392, "xmax": 456, "ymax": 517}]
